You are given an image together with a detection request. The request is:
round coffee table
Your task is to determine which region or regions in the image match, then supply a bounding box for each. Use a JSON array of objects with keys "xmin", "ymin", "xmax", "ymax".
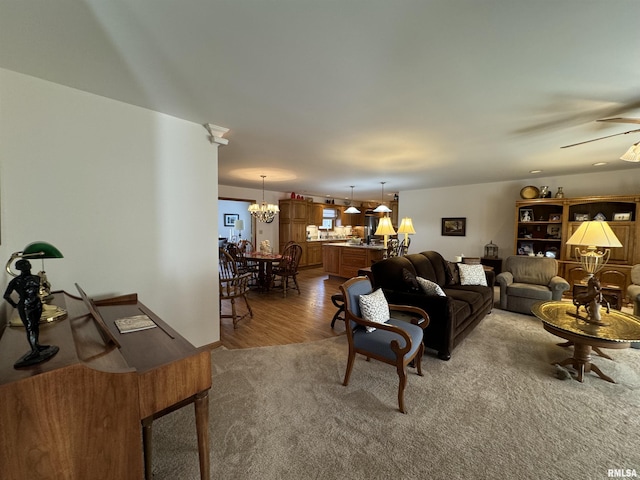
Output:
[{"xmin": 531, "ymin": 301, "xmax": 640, "ymax": 383}]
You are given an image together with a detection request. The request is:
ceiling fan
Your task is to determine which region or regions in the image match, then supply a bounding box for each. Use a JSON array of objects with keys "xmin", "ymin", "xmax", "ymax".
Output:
[{"xmin": 561, "ymin": 117, "xmax": 640, "ymax": 148}]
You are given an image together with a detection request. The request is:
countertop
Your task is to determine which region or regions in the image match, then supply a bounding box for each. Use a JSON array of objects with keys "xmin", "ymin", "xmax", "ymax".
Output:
[{"xmin": 321, "ymin": 242, "xmax": 386, "ymax": 250}]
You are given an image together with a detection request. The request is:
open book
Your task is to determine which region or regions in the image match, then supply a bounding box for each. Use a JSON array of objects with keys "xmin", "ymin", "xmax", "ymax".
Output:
[{"xmin": 114, "ymin": 314, "xmax": 157, "ymax": 334}]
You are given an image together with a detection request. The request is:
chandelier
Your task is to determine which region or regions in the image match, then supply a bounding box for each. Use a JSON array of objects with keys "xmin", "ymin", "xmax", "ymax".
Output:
[{"xmin": 248, "ymin": 175, "xmax": 280, "ymax": 223}]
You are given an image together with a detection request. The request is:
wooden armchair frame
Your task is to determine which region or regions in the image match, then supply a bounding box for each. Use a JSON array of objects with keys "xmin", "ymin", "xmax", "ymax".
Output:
[
  {"xmin": 339, "ymin": 276, "xmax": 429, "ymax": 413},
  {"xmin": 219, "ymin": 249, "xmax": 253, "ymax": 328}
]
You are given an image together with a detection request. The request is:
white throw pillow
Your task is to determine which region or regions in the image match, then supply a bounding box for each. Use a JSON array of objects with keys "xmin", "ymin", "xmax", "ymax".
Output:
[
  {"xmin": 416, "ymin": 277, "xmax": 446, "ymax": 296},
  {"xmin": 359, "ymin": 288, "xmax": 390, "ymax": 333},
  {"xmin": 457, "ymin": 263, "xmax": 488, "ymax": 286}
]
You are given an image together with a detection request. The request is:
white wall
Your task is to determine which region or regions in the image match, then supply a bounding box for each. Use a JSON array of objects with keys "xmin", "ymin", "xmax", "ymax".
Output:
[
  {"xmin": 400, "ymin": 169, "xmax": 640, "ymax": 261},
  {"xmin": 0, "ymin": 69, "xmax": 220, "ymax": 347}
]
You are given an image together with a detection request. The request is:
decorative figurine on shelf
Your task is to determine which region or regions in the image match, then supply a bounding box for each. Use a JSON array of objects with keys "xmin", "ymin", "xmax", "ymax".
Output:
[{"xmin": 3, "ymin": 259, "xmax": 59, "ymax": 368}]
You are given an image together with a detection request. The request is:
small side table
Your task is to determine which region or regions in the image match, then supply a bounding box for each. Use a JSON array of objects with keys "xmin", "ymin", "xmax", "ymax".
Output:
[
  {"xmin": 573, "ymin": 283, "xmax": 623, "ymax": 310},
  {"xmin": 481, "ymin": 257, "xmax": 502, "ymax": 275}
]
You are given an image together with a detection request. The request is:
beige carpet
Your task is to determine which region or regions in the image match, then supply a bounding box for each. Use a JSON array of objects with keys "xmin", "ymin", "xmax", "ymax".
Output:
[{"xmin": 152, "ymin": 308, "xmax": 640, "ymax": 480}]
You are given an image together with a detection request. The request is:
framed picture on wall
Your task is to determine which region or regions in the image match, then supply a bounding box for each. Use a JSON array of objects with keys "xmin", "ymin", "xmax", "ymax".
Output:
[
  {"xmin": 224, "ymin": 213, "xmax": 240, "ymax": 227},
  {"xmin": 441, "ymin": 217, "xmax": 466, "ymax": 236}
]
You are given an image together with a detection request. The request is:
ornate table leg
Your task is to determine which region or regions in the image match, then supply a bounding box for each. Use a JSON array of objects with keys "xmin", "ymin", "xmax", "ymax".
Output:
[{"xmin": 555, "ymin": 342, "xmax": 615, "ymax": 383}]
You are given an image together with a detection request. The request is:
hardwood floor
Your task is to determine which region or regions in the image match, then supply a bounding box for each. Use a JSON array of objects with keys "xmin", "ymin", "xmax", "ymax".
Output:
[{"xmin": 220, "ymin": 267, "xmax": 347, "ymax": 349}]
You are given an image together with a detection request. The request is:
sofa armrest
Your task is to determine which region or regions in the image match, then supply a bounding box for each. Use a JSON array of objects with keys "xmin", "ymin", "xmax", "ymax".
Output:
[
  {"xmin": 495, "ymin": 272, "xmax": 513, "ymax": 309},
  {"xmin": 548, "ymin": 275, "xmax": 570, "ymax": 300},
  {"xmin": 484, "ymin": 269, "xmax": 496, "ymax": 288},
  {"xmin": 627, "ymin": 284, "xmax": 640, "ymax": 316}
]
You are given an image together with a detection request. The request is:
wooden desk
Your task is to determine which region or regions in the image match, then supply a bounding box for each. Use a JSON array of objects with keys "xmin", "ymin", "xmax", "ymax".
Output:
[{"xmin": 0, "ymin": 289, "xmax": 211, "ymax": 480}]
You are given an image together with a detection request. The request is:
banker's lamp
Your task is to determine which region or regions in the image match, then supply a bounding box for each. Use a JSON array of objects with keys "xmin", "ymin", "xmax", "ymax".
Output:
[
  {"xmin": 396, "ymin": 217, "xmax": 416, "ymax": 253},
  {"xmin": 375, "ymin": 216, "xmax": 396, "ymax": 250},
  {"xmin": 6, "ymin": 241, "xmax": 64, "ymax": 302},
  {"xmin": 566, "ymin": 221, "xmax": 622, "ymax": 325}
]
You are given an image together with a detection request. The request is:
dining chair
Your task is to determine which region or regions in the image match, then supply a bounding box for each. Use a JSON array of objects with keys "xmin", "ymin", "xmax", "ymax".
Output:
[
  {"xmin": 219, "ymin": 248, "xmax": 253, "ymax": 328},
  {"xmin": 340, "ymin": 276, "xmax": 429, "ymax": 413},
  {"xmin": 272, "ymin": 243, "xmax": 302, "ymax": 297}
]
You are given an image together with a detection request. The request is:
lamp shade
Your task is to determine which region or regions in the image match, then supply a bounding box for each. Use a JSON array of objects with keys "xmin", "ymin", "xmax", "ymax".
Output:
[
  {"xmin": 375, "ymin": 217, "xmax": 396, "ymax": 236},
  {"xmin": 22, "ymin": 241, "xmax": 64, "ymax": 259},
  {"xmin": 397, "ymin": 217, "xmax": 416, "ymax": 235},
  {"xmin": 620, "ymin": 142, "xmax": 640, "ymax": 162},
  {"xmin": 344, "ymin": 206, "xmax": 360, "ymax": 214},
  {"xmin": 234, "ymin": 219, "xmax": 244, "ymax": 231},
  {"xmin": 566, "ymin": 221, "xmax": 622, "ymax": 248}
]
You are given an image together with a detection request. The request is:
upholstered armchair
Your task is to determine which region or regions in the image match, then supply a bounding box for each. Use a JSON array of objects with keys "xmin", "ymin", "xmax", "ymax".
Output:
[
  {"xmin": 496, "ymin": 256, "xmax": 570, "ymax": 315},
  {"xmin": 627, "ymin": 264, "xmax": 640, "ymax": 316},
  {"xmin": 340, "ymin": 277, "xmax": 429, "ymax": 413}
]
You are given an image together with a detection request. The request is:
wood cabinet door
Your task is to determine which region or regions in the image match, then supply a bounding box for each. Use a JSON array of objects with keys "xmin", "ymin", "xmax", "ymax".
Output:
[{"xmin": 323, "ymin": 246, "xmax": 340, "ymax": 275}]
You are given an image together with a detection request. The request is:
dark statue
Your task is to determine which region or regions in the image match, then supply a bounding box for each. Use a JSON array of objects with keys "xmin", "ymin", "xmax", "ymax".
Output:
[{"xmin": 3, "ymin": 259, "xmax": 59, "ymax": 368}]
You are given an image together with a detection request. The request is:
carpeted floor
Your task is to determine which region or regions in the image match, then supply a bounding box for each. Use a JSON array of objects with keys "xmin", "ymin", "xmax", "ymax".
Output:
[{"xmin": 152, "ymin": 308, "xmax": 640, "ymax": 480}]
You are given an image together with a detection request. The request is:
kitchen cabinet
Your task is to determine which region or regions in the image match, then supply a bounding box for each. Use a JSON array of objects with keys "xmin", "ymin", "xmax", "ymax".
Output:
[
  {"xmin": 279, "ymin": 199, "xmax": 309, "ymax": 265},
  {"xmin": 322, "ymin": 243, "xmax": 385, "ymax": 278}
]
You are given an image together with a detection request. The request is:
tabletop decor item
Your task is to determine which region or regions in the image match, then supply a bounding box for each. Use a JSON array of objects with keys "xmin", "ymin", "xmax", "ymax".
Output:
[{"xmin": 519, "ymin": 185, "xmax": 539, "ymax": 199}]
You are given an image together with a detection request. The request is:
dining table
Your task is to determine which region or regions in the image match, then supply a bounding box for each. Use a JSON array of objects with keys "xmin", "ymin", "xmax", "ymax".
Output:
[{"xmin": 244, "ymin": 251, "xmax": 282, "ymax": 292}]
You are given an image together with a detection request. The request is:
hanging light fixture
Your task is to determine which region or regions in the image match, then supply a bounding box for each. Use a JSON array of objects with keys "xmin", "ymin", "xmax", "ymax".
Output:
[
  {"xmin": 344, "ymin": 186, "xmax": 360, "ymax": 214},
  {"xmin": 248, "ymin": 175, "xmax": 280, "ymax": 223},
  {"xmin": 373, "ymin": 181, "xmax": 392, "ymax": 213},
  {"xmin": 620, "ymin": 142, "xmax": 640, "ymax": 162}
]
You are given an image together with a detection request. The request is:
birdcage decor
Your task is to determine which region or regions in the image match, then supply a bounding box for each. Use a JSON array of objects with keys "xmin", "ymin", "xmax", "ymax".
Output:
[{"xmin": 484, "ymin": 240, "xmax": 498, "ymax": 259}]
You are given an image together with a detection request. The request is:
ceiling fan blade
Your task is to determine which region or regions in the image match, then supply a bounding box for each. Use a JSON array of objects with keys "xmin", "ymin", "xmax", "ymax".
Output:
[
  {"xmin": 597, "ymin": 117, "xmax": 640, "ymax": 124},
  {"xmin": 561, "ymin": 128, "xmax": 640, "ymax": 148}
]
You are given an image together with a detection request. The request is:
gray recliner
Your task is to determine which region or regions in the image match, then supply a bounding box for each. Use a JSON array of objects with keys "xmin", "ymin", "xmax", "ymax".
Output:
[
  {"xmin": 627, "ymin": 264, "xmax": 640, "ymax": 316},
  {"xmin": 496, "ymin": 256, "xmax": 570, "ymax": 315}
]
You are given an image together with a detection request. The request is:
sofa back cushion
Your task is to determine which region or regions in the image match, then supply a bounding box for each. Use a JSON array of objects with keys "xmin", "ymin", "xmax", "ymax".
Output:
[
  {"xmin": 371, "ymin": 256, "xmax": 416, "ymax": 292},
  {"xmin": 504, "ymin": 255, "xmax": 558, "ymax": 285},
  {"xmin": 405, "ymin": 253, "xmax": 438, "ymax": 284}
]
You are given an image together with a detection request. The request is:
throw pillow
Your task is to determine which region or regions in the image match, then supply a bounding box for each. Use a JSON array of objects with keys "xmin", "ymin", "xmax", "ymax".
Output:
[
  {"xmin": 359, "ymin": 288, "xmax": 390, "ymax": 333},
  {"xmin": 446, "ymin": 261, "xmax": 460, "ymax": 285},
  {"xmin": 457, "ymin": 263, "xmax": 488, "ymax": 286},
  {"xmin": 416, "ymin": 276, "xmax": 446, "ymax": 296},
  {"xmin": 402, "ymin": 268, "xmax": 421, "ymax": 293}
]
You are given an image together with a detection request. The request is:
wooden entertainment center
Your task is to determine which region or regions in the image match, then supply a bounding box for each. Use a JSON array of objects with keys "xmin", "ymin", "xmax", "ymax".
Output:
[{"xmin": 514, "ymin": 194, "xmax": 640, "ymax": 301}]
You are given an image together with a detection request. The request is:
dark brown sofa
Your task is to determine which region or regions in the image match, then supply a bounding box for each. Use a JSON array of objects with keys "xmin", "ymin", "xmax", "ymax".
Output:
[{"xmin": 370, "ymin": 251, "xmax": 494, "ymax": 360}]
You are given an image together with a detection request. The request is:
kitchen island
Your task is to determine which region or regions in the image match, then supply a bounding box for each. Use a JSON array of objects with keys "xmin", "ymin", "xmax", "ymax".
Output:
[{"xmin": 322, "ymin": 242, "xmax": 385, "ymax": 279}]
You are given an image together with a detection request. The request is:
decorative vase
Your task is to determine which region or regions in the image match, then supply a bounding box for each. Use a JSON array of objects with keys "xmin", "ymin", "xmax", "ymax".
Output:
[
  {"xmin": 539, "ymin": 186, "xmax": 549, "ymax": 198},
  {"xmin": 555, "ymin": 187, "xmax": 564, "ymax": 198},
  {"xmin": 291, "ymin": 192, "xmax": 296, "ymax": 198}
]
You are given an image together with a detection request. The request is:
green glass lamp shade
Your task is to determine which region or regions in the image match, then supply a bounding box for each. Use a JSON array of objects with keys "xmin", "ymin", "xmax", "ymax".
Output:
[{"xmin": 22, "ymin": 241, "xmax": 64, "ymax": 259}]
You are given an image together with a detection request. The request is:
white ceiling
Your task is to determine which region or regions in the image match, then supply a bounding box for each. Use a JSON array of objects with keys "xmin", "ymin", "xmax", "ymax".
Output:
[{"xmin": 2, "ymin": 0, "xmax": 639, "ymax": 203}]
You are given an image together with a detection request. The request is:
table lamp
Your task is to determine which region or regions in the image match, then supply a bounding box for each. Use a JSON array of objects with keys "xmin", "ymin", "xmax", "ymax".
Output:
[
  {"xmin": 396, "ymin": 217, "xmax": 416, "ymax": 254},
  {"xmin": 375, "ymin": 216, "xmax": 396, "ymax": 250},
  {"xmin": 6, "ymin": 241, "xmax": 64, "ymax": 300},
  {"xmin": 234, "ymin": 219, "xmax": 244, "ymax": 240},
  {"xmin": 566, "ymin": 221, "xmax": 622, "ymax": 325}
]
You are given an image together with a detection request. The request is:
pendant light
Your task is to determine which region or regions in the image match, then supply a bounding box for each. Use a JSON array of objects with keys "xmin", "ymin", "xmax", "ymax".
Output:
[
  {"xmin": 373, "ymin": 181, "xmax": 392, "ymax": 213},
  {"xmin": 344, "ymin": 186, "xmax": 361, "ymax": 214},
  {"xmin": 248, "ymin": 175, "xmax": 280, "ymax": 223}
]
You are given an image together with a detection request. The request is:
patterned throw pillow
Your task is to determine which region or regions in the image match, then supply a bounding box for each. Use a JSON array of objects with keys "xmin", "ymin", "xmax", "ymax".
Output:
[
  {"xmin": 416, "ymin": 277, "xmax": 446, "ymax": 296},
  {"xmin": 359, "ymin": 288, "xmax": 390, "ymax": 333},
  {"xmin": 457, "ymin": 263, "xmax": 488, "ymax": 286}
]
